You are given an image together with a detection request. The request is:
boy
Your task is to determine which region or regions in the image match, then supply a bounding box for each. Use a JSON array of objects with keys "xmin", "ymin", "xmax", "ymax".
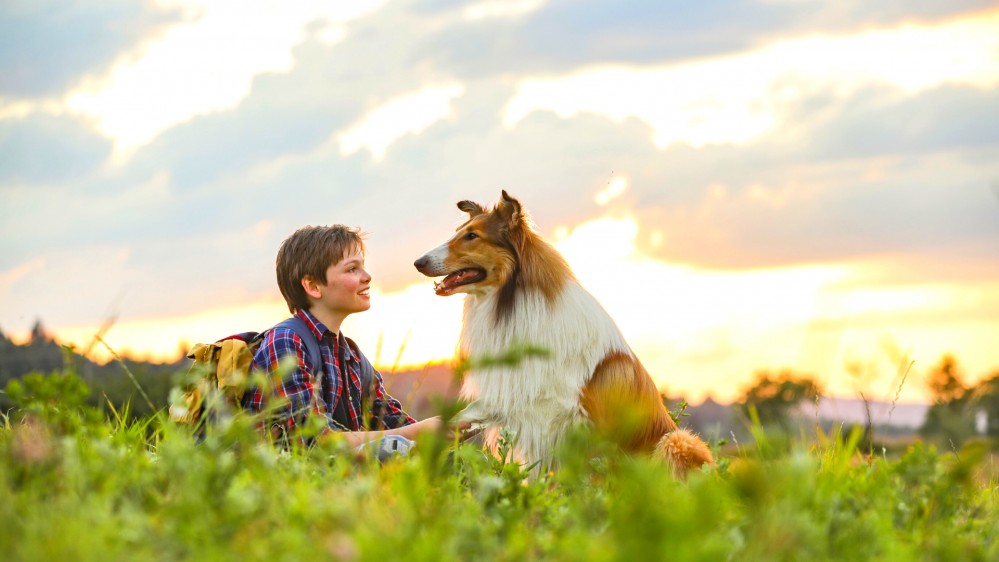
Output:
[{"xmin": 244, "ymin": 224, "xmax": 448, "ymax": 448}]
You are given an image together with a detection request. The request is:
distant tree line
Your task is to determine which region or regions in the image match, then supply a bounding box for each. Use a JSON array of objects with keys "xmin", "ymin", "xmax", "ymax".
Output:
[
  {"xmin": 0, "ymin": 321, "xmax": 181, "ymax": 419},
  {"xmin": 730, "ymin": 355, "xmax": 999, "ymax": 449},
  {"xmin": 3, "ymin": 321, "xmax": 998, "ymax": 446},
  {"xmin": 919, "ymin": 354, "xmax": 999, "ymax": 446}
]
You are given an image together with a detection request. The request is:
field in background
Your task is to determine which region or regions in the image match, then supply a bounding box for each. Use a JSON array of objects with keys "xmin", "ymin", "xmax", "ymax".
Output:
[{"xmin": 2, "ymin": 367, "xmax": 999, "ymax": 561}]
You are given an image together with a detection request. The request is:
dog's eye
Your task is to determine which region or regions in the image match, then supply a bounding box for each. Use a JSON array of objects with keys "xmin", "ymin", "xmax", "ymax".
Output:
[{"xmin": 463, "ymin": 232, "xmax": 478, "ymax": 241}]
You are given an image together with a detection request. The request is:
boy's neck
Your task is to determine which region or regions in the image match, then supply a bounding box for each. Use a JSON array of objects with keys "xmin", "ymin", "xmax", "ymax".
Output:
[{"xmin": 305, "ymin": 306, "xmax": 346, "ymax": 337}]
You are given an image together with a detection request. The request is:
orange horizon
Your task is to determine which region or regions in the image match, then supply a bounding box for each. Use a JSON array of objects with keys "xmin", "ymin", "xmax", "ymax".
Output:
[
  {"xmin": 9, "ymin": 323, "xmax": 998, "ymax": 408},
  {"xmin": 6, "ymin": 215, "xmax": 999, "ymax": 406}
]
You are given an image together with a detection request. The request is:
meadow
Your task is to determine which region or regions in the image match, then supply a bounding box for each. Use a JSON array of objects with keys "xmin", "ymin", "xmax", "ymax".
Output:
[{"xmin": 2, "ymin": 365, "xmax": 999, "ymax": 562}]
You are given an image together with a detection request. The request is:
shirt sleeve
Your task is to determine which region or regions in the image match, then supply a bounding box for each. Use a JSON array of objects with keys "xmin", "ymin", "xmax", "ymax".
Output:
[{"xmin": 245, "ymin": 327, "xmax": 323, "ymax": 437}]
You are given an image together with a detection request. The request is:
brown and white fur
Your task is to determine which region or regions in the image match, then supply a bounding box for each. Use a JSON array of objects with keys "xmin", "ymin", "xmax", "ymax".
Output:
[{"xmin": 414, "ymin": 191, "xmax": 713, "ymax": 477}]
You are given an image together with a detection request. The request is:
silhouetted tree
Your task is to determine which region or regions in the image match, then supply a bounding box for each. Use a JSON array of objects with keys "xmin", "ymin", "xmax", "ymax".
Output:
[
  {"xmin": 738, "ymin": 370, "xmax": 822, "ymax": 430},
  {"xmin": 0, "ymin": 326, "xmax": 13, "ymax": 351},
  {"xmin": 919, "ymin": 355, "xmax": 975, "ymax": 445},
  {"xmin": 971, "ymin": 371, "xmax": 999, "ymax": 437},
  {"xmin": 29, "ymin": 319, "xmax": 51, "ymax": 344},
  {"xmin": 927, "ymin": 354, "xmax": 966, "ymax": 403}
]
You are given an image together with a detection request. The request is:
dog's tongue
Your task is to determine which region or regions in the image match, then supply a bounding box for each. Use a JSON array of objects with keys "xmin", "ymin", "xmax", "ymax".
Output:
[{"xmin": 436, "ymin": 269, "xmax": 478, "ymax": 294}]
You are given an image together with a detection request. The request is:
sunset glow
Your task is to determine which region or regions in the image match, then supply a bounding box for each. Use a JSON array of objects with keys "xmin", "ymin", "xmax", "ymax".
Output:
[
  {"xmin": 4, "ymin": 0, "xmax": 998, "ymax": 409},
  {"xmin": 20, "ymin": 212, "xmax": 999, "ymax": 404}
]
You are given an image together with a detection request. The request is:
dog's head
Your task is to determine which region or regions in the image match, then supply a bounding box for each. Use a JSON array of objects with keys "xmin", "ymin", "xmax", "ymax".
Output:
[{"xmin": 414, "ymin": 191, "xmax": 527, "ymax": 296}]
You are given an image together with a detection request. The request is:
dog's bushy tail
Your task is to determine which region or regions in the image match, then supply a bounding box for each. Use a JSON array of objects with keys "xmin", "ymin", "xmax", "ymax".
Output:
[{"xmin": 655, "ymin": 429, "xmax": 715, "ymax": 478}]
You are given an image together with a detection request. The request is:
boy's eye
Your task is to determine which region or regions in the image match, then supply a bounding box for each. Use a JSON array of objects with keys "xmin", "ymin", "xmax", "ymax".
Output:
[{"xmin": 463, "ymin": 232, "xmax": 478, "ymax": 241}]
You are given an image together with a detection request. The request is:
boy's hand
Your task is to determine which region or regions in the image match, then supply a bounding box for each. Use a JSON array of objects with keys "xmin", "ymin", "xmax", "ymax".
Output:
[
  {"xmin": 418, "ymin": 416, "xmax": 482, "ymax": 442},
  {"xmin": 451, "ymin": 419, "xmax": 483, "ymax": 442}
]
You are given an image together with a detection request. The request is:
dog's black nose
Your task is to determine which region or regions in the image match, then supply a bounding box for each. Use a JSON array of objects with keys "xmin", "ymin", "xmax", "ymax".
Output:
[{"xmin": 414, "ymin": 256, "xmax": 429, "ymax": 271}]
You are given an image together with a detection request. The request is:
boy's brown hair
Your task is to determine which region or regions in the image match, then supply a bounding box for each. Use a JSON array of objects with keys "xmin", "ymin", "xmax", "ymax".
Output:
[{"xmin": 276, "ymin": 225, "xmax": 366, "ymax": 313}]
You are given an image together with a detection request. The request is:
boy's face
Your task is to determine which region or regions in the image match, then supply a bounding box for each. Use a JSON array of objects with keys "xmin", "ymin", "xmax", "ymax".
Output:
[{"xmin": 310, "ymin": 247, "xmax": 371, "ymax": 318}]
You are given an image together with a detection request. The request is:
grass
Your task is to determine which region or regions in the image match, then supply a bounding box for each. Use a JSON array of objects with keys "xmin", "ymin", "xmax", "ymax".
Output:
[{"xmin": 2, "ymin": 368, "xmax": 999, "ymax": 561}]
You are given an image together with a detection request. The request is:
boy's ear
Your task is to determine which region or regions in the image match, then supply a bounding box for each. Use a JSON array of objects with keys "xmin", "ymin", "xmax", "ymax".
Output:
[{"xmin": 301, "ymin": 276, "xmax": 322, "ymax": 300}]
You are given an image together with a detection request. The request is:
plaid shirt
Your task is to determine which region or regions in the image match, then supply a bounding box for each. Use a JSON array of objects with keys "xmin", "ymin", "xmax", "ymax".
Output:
[{"xmin": 243, "ymin": 309, "xmax": 415, "ymax": 439}]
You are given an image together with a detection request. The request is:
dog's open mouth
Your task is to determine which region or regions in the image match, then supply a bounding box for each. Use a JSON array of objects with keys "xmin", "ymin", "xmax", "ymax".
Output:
[{"xmin": 434, "ymin": 268, "xmax": 486, "ymax": 295}]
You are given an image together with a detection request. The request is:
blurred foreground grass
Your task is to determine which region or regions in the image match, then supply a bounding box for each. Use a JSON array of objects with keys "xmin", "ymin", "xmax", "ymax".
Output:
[{"xmin": 2, "ymin": 369, "xmax": 998, "ymax": 562}]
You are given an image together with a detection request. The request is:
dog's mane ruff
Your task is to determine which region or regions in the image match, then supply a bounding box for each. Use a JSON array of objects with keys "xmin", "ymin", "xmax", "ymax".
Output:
[
  {"xmin": 494, "ymin": 211, "xmax": 575, "ymax": 324},
  {"xmin": 459, "ymin": 281, "xmax": 631, "ymax": 467}
]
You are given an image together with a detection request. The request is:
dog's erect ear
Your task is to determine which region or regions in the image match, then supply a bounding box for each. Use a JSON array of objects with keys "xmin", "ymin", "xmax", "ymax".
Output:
[
  {"xmin": 457, "ymin": 200, "xmax": 484, "ymax": 217},
  {"xmin": 496, "ymin": 190, "xmax": 523, "ymax": 228}
]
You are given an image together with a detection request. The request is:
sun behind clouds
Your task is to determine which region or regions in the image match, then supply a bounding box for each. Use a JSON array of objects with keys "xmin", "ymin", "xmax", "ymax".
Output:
[{"xmin": 42, "ymin": 210, "xmax": 999, "ymax": 404}]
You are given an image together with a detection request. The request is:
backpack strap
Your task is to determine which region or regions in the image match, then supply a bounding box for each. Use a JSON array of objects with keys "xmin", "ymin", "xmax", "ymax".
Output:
[{"xmin": 273, "ymin": 317, "xmax": 323, "ymax": 377}]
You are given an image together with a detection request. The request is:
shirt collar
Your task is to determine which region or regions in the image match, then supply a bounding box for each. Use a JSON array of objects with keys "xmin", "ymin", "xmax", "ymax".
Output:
[{"xmin": 295, "ymin": 308, "xmax": 354, "ymax": 361}]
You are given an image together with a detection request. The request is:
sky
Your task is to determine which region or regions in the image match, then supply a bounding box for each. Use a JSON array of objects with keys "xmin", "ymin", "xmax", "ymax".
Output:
[{"xmin": 2, "ymin": 0, "xmax": 998, "ymax": 404}]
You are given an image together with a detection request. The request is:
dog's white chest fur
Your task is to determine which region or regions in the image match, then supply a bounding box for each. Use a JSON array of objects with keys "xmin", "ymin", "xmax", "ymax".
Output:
[{"xmin": 458, "ymin": 282, "xmax": 630, "ymax": 465}]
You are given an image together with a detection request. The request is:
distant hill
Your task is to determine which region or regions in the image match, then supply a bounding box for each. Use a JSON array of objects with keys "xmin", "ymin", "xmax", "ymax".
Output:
[{"xmin": 808, "ymin": 396, "xmax": 928, "ymax": 429}]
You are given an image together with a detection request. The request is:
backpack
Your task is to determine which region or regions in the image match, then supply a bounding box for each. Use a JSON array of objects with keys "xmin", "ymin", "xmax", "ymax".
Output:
[{"xmin": 169, "ymin": 317, "xmax": 373, "ymax": 427}]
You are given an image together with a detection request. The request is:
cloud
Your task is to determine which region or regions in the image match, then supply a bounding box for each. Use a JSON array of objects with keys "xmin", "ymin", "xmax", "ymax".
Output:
[
  {"xmin": 502, "ymin": 11, "xmax": 999, "ymax": 150},
  {"xmin": 785, "ymin": 0, "xmax": 998, "ymax": 31},
  {"xmin": 338, "ymin": 83, "xmax": 465, "ymax": 160},
  {"xmin": 415, "ymin": 0, "xmax": 998, "ymax": 79},
  {"xmin": 628, "ymin": 164, "xmax": 999, "ymax": 272},
  {"xmin": 22, "ymin": 75, "xmax": 992, "ymax": 308},
  {"xmin": 0, "ymin": 0, "xmax": 184, "ymax": 98},
  {"xmin": 416, "ymin": 0, "xmax": 774, "ymax": 78},
  {"xmin": 0, "ymin": 216, "xmax": 284, "ymax": 329},
  {"xmin": 113, "ymin": 15, "xmax": 450, "ymax": 192},
  {"xmin": 0, "ymin": 245, "xmax": 132, "ymax": 329},
  {"xmin": 62, "ymin": 1, "xmax": 390, "ymax": 152},
  {"xmin": 0, "ymin": 170, "xmax": 173, "ymax": 275},
  {"xmin": 2, "ymin": 0, "xmax": 998, "ymax": 349},
  {"xmin": 801, "ymin": 84, "xmax": 999, "ymax": 158},
  {"xmin": 0, "ymin": 257, "xmax": 45, "ymax": 313},
  {"xmin": 0, "ymin": 112, "xmax": 111, "ymax": 184}
]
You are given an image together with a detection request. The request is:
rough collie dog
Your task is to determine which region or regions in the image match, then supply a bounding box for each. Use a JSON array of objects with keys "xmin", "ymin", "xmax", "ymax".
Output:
[{"xmin": 414, "ymin": 191, "xmax": 714, "ymax": 477}]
